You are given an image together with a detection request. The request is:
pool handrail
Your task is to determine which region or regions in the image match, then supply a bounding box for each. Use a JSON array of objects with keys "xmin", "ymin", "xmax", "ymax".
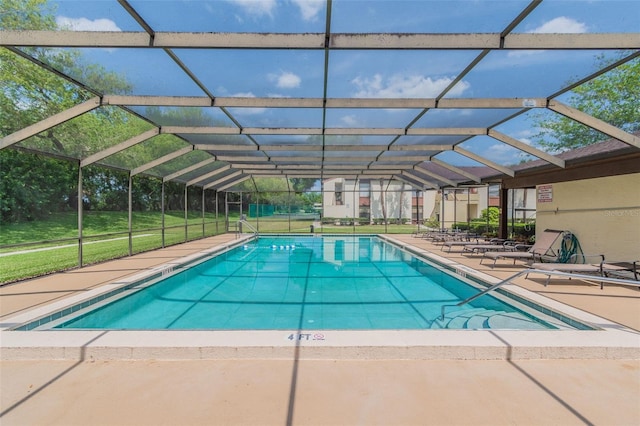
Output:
[
  {"xmin": 237, "ymin": 219, "xmax": 259, "ymax": 237},
  {"xmin": 440, "ymin": 268, "xmax": 640, "ymax": 321}
]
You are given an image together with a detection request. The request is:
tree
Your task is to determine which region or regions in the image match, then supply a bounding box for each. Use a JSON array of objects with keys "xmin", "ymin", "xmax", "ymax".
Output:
[
  {"xmin": 480, "ymin": 207, "xmax": 499, "ymax": 222},
  {"xmin": 532, "ymin": 55, "xmax": 640, "ymax": 152},
  {"xmin": 290, "ymin": 178, "xmax": 317, "ymax": 192},
  {"xmin": 0, "ymin": 0, "xmax": 152, "ymax": 222},
  {"xmin": 0, "ymin": 150, "xmax": 77, "ymax": 221}
]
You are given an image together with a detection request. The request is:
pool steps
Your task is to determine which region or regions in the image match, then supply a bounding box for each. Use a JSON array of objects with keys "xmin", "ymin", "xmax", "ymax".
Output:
[{"xmin": 433, "ymin": 308, "xmax": 544, "ymax": 330}]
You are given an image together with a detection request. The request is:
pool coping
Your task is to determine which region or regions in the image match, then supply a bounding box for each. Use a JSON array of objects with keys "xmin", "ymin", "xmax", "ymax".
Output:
[{"xmin": 1, "ymin": 234, "xmax": 639, "ymax": 361}]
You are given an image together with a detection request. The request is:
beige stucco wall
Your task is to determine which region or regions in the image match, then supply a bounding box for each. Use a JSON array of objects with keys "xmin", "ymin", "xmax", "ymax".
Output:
[
  {"xmin": 535, "ymin": 173, "xmax": 640, "ymax": 261},
  {"xmin": 322, "ymin": 179, "xmax": 413, "ymax": 220},
  {"xmin": 433, "ymin": 187, "xmax": 492, "ymax": 228}
]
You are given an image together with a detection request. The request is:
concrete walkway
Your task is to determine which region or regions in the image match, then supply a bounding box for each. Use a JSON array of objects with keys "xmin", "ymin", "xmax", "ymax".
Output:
[{"xmin": 1, "ymin": 233, "xmax": 639, "ymax": 425}]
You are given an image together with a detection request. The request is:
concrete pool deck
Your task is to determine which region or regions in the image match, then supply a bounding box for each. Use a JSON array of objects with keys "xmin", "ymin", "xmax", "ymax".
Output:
[{"xmin": 1, "ymin": 233, "xmax": 639, "ymax": 425}]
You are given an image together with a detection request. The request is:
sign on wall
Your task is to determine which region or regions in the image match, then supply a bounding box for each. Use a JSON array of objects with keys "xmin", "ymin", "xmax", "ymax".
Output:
[{"xmin": 537, "ymin": 184, "xmax": 553, "ymax": 203}]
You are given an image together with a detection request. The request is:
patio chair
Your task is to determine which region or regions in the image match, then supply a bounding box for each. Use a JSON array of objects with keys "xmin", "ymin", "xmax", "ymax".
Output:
[
  {"xmin": 461, "ymin": 238, "xmax": 516, "ymax": 255},
  {"xmin": 441, "ymin": 235, "xmax": 483, "ymax": 252},
  {"xmin": 480, "ymin": 229, "xmax": 564, "ymax": 268},
  {"xmin": 411, "ymin": 225, "xmax": 434, "ymax": 238},
  {"xmin": 600, "ymin": 260, "xmax": 639, "ymax": 282},
  {"xmin": 526, "ymin": 254, "xmax": 636, "ymax": 289}
]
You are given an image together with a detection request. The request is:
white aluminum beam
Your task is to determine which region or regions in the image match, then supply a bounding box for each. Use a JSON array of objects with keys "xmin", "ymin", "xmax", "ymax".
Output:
[
  {"xmin": 317, "ymin": 164, "xmax": 360, "ymax": 170},
  {"xmin": 488, "ymin": 130, "xmax": 565, "ymax": 168},
  {"xmin": 504, "ymin": 33, "xmax": 640, "ymax": 50},
  {"xmin": 407, "ymin": 128, "xmax": 485, "ymax": 136},
  {"xmin": 438, "ymin": 98, "xmax": 546, "ymax": 108},
  {"xmin": 163, "ymin": 158, "xmax": 217, "ymax": 182},
  {"xmin": 373, "ymin": 159, "xmax": 423, "ymax": 165},
  {"xmin": 202, "ymin": 144, "xmax": 453, "ymax": 152},
  {"xmin": 216, "ymin": 175, "xmax": 252, "ymax": 192},
  {"xmin": 242, "ymin": 128, "xmax": 323, "ymax": 135},
  {"xmin": 103, "ymin": 95, "xmax": 212, "ymax": 107},
  {"xmin": 410, "ymin": 167, "xmax": 458, "ymax": 187},
  {"xmin": 100, "ymin": 95, "xmax": 550, "ymax": 109},
  {"xmin": 400, "ymin": 171, "xmax": 440, "ymax": 189},
  {"xmin": 155, "ymin": 32, "xmax": 325, "ymax": 49},
  {"xmin": 324, "ymin": 128, "xmax": 403, "ymax": 136},
  {"xmin": 367, "ymin": 164, "xmax": 415, "ymax": 170},
  {"xmin": 215, "ymin": 155, "xmax": 269, "ymax": 162},
  {"xmin": 278, "ymin": 155, "xmax": 376, "ymax": 164},
  {"xmin": 263, "ymin": 145, "xmax": 323, "ymax": 152},
  {"xmin": 387, "ymin": 174, "xmax": 425, "ymax": 191},
  {"xmin": 390, "ymin": 144, "xmax": 453, "ymax": 151},
  {"xmin": 272, "ymin": 156, "xmax": 327, "ymax": 162},
  {"xmin": 161, "ymin": 126, "xmax": 240, "ymax": 135},
  {"xmin": 330, "ymin": 33, "xmax": 500, "ymax": 49},
  {"xmin": 186, "ymin": 165, "xmax": 231, "ymax": 187},
  {"xmin": 356, "ymin": 174, "xmax": 394, "ymax": 179},
  {"xmin": 81, "ymin": 128, "xmax": 160, "ymax": 167},
  {"xmin": 282, "ymin": 174, "xmax": 320, "ymax": 178},
  {"xmin": 203, "ymin": 170, "xmax": 243, "ymax": 190},
  {"xmin": 0, "ymin": 30, "xmax": 151, "ymax": 47},
  {"xmin": 322, "ymin": 157, "xmax": 378, "ymax": 162},
  {"xmin": 278, "ymin": 164, "xmax": 322, "ymax": 170},
  {"xmin": 230, "ymin": 164, "xmax": 277, "ymax": 169},
  {"xmin": 162, "ymin": 126, "xmax": 489, "ymax": 137},
  {"xmin": 131, "ymin": 146, "xmax": 194, "ymax": 176},
  {"xmin": 365, "ymin": 169, "xmax": 415, "ymax": 174},
  {"xmin": 215, "ymin": 97, "xmax": 323, "ymax": 108},
  {"xmin": 242, "ymin": 169, "xmax": 283, "ymax": 174},
  {"xmin": 325, "ymin": 98, "xmax": 436, "ymax": 108},
  {"xmin": 453, "ymin": 146, "xmax": 515, "ymax": 177},
  {"xmin": 547, "ymin": 101, "xmax": 640, "ymax": 149},
  {"xmin": 1, "ymin": 97, "xmax": 101, "ymax": 149},
  {"xmin": 5, "ymin": 31, "xmax": 637, "ymax": 50},
  {"xmin": 195, "ymin": 144, "xmax": 258, "ymax": 151},
  {"xmin": 430, "ymin": 158, "xmax": 482, "ymax": 183}
]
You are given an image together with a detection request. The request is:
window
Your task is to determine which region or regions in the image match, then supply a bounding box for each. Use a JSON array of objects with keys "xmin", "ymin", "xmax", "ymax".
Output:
[{"xmin": 335, "ymin": 183, "xmax": 343, "ymax": 205}]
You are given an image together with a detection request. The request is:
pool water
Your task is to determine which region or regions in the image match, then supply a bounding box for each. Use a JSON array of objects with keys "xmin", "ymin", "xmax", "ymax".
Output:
[{"xmin": 55, "ymin": 236, "xmax": 556, "ymax": 330}]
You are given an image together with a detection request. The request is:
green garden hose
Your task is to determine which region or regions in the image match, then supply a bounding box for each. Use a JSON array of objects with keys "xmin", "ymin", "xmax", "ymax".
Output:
[{"xmin": 557, "ymin": 232, "xmax": 584, "ymax": 263}]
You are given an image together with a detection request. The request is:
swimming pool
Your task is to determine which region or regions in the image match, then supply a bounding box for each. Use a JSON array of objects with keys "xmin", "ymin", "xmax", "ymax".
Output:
[{"xmin": 31, "ymin": 235, "xmax": 583, "ymax": 331}]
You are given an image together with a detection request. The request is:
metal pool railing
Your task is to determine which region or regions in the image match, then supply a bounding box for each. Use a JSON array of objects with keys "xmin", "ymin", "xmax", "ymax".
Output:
[
  {"xmin": 237, "ymin": 220, "xmax": 259, "ymax": 237},
  {"xmin": 440, "ymin": 268, "xmax": 640, "ymax": 321}
]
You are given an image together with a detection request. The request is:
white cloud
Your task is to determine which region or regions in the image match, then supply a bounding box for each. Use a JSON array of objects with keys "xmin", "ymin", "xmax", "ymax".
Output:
[
  {"xmin": 230, "ymin": 92, "xmax": 266, "ymax": 115},
  {"xmin": 512, "ymin": 129, "xmax": 534, "ymax": 145},
  {"xmin": 530, "ymin": 16, "xmax": 588, "ymax": 34},
  {"xmin": 484, "ymin": 143, "xmax": 519, "ymax": 164},
  {"xmin": 341, "ymin": 115, "xmax": 360, "ymax": 127},
  {"xmin": 351, "ymin": 74, "xmax": 470, "ymax": 98},
  {"xmin": 56, "ymin": 16, "xmax": 122, "ymax": 32},
  {"xmin": 269, "ymin": 71, "xmax": 302, "ymax": 89},
  {"xmin": 509, "ymin": 17, "xmax": 588, "ymax": 58},
  {"xmin": 291, "ymin": 0, "xmax": 323, "ymax": 21},
  {"xmin": 227, "ymin": 0, "xmax": 277, "ymax": 17}
]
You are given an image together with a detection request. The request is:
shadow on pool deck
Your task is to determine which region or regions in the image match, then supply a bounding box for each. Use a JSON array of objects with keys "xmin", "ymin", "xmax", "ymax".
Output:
[{"xmin": 1, "ymin": 233, "xmax": 639, "ymax": 425}]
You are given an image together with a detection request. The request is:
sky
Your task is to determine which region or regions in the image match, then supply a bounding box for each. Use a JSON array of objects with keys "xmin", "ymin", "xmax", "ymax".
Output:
[{"xmin": 37, "ymin": 0, "xmax": 640, "ymax": 167}]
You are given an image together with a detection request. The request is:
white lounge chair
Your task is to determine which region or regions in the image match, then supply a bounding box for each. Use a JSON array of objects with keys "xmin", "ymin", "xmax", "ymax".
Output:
[
  {"xmin": 462, "ymin": 239, "xmax": 516, "ymax": 255},
  {"xmin": 480, "ymin": 229, "xmax": 564, "ymax": 268},
  {"xmin": 526, "ymin": 255, "xmax": 634, "ymax": 288}
]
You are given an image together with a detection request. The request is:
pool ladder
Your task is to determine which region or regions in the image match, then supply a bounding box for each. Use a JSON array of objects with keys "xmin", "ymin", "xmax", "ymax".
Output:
[
  {"xmin": 440, "ymin": 268, "xmax": 639, "ymax": 321},
  {"xmin": 237, "ymin": 219, "xmax": 259, "ymax": 238}
]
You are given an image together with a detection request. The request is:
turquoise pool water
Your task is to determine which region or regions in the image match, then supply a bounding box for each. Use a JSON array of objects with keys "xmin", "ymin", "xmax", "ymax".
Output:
[{"xmin": 54, "ymin": 236, "xmax": 558, "ymax": 330}]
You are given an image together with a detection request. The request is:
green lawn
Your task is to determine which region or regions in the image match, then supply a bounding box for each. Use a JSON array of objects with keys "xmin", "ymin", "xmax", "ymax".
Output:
[
  {"xmin": 0, "ymin": 210, "xmax": 219, "ymax": 245},
  {"xmin": 0, "ymin": 211, "xmax": 225, "ymax": 283}
]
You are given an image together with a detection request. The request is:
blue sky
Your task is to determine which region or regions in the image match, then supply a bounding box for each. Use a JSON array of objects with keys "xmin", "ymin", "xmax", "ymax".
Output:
[{"xmin": 45, "ymin": 0, "xmax": 639, "ymax": 166}]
